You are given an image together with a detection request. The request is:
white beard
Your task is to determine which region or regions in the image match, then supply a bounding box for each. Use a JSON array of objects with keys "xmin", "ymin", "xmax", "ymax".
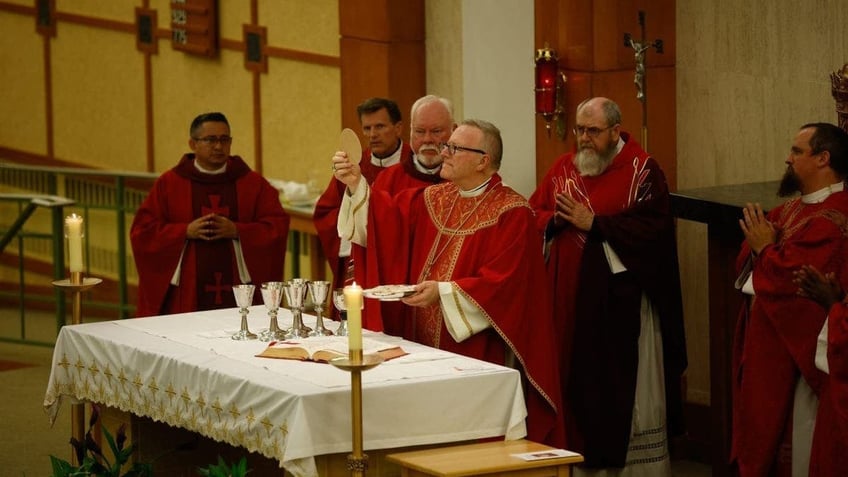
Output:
[{"xmin": 574, "ymin": 147, "xmax": 614, "ymax": 177}]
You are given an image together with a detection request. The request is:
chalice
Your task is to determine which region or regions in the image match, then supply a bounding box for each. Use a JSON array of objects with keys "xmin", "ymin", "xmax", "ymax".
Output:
[
  {"xmin": 284, "ymin": 279, "xmax": 311, "ymax": 338},
  {"xmin": 332, "ymin": 288, "xmax": 348, "ymax": 336},
  {"xmin": 259, "ymin": 281, "xmax": 286, "ymax": 341},
  {"xmin": 231, "ymin": 284, "xmax": 257, "ymax": 340},
  {"xmin": 308, "ymin": 280, "xmax": 333, "ymax": 336}
]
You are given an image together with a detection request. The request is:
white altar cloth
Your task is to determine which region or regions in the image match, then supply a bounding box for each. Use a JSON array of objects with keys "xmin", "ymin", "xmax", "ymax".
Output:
[{"xmin": 43, "ymin": 306, "xmax": 527, "ymax": 477}]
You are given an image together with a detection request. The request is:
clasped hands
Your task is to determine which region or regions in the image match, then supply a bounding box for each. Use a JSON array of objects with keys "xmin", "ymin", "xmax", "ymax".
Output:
[
  {"xmin": 739, "ymin": 202, "xmax": 777, "ymax": 254},
  {"xmin": 187, "ymin": 213, "xmax": 238, "ymax": 241},
  {"xmin": 554, "ymin": 193, "xmax": 594, "ymax": 232},
  {"xmin": 794, "ymin": 264, "xmax": 846, "ymax": 310}
]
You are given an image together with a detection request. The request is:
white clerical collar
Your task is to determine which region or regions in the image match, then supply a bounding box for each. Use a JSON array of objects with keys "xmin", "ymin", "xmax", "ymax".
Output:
[
  {"xmin": 370, "ymin": 140, "xmax": 403, "ymax": 168},
  {"xmin": 459, "ymin": 178, "xmax": 492, "ymax": 198},
  {"xmin": 194, "ymin": 160, "xmax": 227, "ymax": 174},
  {"xmin": 614, "ymin": 136, "xmax": 625, "ymax": 155},
  {"xmin": 412, "ymin": 154, "xmax": 442, "ymax": 175},
  {"xmin": 802, "ymin": 181, "xmax": 844, "ymax": 204}
]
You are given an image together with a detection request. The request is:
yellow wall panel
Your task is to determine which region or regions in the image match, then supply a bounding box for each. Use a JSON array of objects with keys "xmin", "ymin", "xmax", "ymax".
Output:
[
  {"xmin": 218, "ymin": 0, "xmax": 251, "ymax": 42},
  {"xmin": 261, "ymin": 0, "xmax": 339, "ymax": 56},
  {"xmin": 0, "ymin": 13, "xmax": 47, "ymax": 155},
  {"xmin": 58, "ymin": 0, "xmax": 136, "ymax": 22},
  {"xmin": 261, "ymin": 59, "xmax": 341, "ymax": 184},
  {"xmin": 51, "ymin": 24, "xmax": 146, "ymax": 170},
  {"xmin": 150, "ymin": 48, "xmax": 255, "ymax": 172}
]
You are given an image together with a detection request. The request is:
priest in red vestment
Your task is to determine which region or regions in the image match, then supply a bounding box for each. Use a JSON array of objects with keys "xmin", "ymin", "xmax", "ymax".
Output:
[
  {"xmin": 733, "ymin": 122, "xmax": 848, "ymax": 476},
  {"xmin": 359, "ymin": 95, "xmax": 454, "ymax": 333},
  {"xmin": 313, "ymin": 97, "xmax": 406, "ymax": 295},
  {"xmin": 333, "ymin": 119, "xmax": 565, "ymax": 447},
  {"xmin": 131, "ymin": 112, "xmax": 290, "ymax": 317},
  {"xmin": 528, "ymin": 97, "xmax": 687, "ymax": 474},
  {"xmin": 794, "ymin": 264, "xmax": 848, "ymax": 476}
]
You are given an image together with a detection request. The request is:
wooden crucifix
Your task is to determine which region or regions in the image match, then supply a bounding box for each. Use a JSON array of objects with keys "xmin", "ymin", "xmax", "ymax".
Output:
[{"xmin": 624, "ymin": 11, "xmax": 663, "ymax": 149}]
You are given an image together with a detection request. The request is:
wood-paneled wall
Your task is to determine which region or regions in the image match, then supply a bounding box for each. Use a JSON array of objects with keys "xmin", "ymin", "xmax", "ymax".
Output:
[{"xmin": 533, "ymin": 0, "xmax": 676, "ymax": 189}]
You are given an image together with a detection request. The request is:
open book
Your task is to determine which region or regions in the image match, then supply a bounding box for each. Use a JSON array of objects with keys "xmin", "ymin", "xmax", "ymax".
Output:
[{"xmin": 255, "ymin": 336, "xmax": 407, "ymax": 363}]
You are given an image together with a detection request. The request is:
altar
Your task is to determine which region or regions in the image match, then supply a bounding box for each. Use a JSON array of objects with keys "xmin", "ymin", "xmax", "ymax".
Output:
[{"xmin": 43, "ymin": 307, "xmax": 527, "ymax": 476}]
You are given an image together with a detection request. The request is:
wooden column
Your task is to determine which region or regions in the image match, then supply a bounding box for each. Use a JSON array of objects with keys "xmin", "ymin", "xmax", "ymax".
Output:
[
  {"xmin": 533, "ymin": 0, "xmax": 677, "ymax": 189},
  {"xmin": 339, "ymin": 1, "xmax": 425, "ymax": 130}
]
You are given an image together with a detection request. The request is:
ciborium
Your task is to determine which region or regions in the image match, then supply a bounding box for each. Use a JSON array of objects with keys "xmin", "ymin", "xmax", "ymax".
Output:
[
  {"xmin": 308, "ymin": 280, "xmax": 334, "ymax": 336},
  {"xmin": 232, "ymin": 284, "xmax": 257, "ymax": 340},
  {"xmin": 259, "ymin": 281, "xmax": 286, "ymax": 341},
  {"xmin": 284, "ymin": 279, "xmax": 311, "ymax": 338}
]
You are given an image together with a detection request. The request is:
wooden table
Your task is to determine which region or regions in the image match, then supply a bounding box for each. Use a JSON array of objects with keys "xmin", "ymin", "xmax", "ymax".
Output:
[{"xmin": 387, "ymin": 439, "xmax": 583, "ymax": 477}]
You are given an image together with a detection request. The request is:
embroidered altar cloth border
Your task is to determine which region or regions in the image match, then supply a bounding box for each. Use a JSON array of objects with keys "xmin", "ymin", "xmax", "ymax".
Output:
[{"xmin": 43, "ymin": 305, "xmax": 527, "ymax": 477}]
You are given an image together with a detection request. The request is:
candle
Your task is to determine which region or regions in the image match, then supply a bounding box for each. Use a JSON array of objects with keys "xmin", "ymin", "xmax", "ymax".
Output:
[
  {"xmin": 344, "ymin": 282, "xmax": 363, "ymax": 352},
  {"xmin": 65, "ymin": 214, "xmax": 84, "ymax": 273}
]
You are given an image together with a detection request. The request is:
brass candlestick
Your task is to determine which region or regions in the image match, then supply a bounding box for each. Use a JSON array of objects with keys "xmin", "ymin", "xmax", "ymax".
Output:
[
  {"xmin": 329, "ymin": 350, "xmax": 384, "ymax": 476},
  {"xmin": 52, "ymin": 271, "xmax": 102, "ymax": 464}
]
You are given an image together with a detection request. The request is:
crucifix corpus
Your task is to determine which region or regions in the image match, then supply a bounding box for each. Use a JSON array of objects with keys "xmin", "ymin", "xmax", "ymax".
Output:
[{"xmin": 624, "ymin": 11, "xmax": 663, "ymax": 149}]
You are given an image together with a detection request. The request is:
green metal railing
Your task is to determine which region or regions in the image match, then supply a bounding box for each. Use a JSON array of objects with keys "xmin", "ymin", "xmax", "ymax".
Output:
[
  {"xmin": 0, "ymin": 163, "xmax": 156, "ymax": 344},
  {"xmin": 0, "ymin": 162, "xmax": 318, "ymax": 345}
]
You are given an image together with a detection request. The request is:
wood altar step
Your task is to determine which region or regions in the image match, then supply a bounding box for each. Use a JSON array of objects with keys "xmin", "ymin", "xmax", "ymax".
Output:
[{"xmin": 386, "ymin": 439, "xmax": 584, "ymax": 477}]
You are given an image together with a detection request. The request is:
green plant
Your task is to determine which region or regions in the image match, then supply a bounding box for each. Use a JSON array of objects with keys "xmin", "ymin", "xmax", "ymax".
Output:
[
  {"xmin": 196, "ymin": 456, "xmax": 251, "ymax": 477},
  {"xmin": 49, "ymin": 404, "xmax": 152, "ymax": 477}
]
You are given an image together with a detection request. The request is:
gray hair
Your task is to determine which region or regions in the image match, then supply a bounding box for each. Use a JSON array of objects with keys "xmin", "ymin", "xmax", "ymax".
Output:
[
  {"xmin": 576, "ymin": 97, "xmax": 622, "ymax": 127},
  {"xmin": 410, "ymin": 95, "xmax": 454, "ymax": 122},
  {"xmin": 461, "ymin": 119, "xmax": 503, "ymax": 170}
]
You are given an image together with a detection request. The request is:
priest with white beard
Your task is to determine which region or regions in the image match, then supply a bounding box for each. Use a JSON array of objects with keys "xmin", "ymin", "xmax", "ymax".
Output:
[{"xmin": 529, "ymin": 97, "xmax": 688, "ymax": 477}]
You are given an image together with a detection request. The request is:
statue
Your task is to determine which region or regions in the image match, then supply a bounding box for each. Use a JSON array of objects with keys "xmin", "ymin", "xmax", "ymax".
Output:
[
  {"xmin": 624, "ymin": 11, "xmax": 663, "ymax": 148},
  {"xmin": 831, "ymin": 63, "xmax": 848, "ymax": 133}
]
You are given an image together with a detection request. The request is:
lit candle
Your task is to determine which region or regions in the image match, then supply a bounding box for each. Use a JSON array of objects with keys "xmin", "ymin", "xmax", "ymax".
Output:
[
  {"xmin": 344, "ymin": 282, "xmax": 363, "ymax": 352},
  {"xmin": 65, "ymin": 214, "xmax": 84, "ymax": 273}
]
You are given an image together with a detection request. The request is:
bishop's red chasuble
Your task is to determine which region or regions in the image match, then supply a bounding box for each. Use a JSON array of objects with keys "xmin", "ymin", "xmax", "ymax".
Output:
[{"xmin": 366, "ymin": 174, "xmax": 564, "ymax": 447}]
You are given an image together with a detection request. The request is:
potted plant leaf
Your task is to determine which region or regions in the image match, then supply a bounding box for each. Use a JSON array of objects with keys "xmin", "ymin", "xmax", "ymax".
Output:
[{"xmin": 49, "ymin": 404, "xmax": 153, "ymax": 477}]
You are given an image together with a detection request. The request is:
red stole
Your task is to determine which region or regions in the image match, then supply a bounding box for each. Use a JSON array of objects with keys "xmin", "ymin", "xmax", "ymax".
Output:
[{"xmin": 190, "ymin": 178, "xmax": 239, "ymax": 310}]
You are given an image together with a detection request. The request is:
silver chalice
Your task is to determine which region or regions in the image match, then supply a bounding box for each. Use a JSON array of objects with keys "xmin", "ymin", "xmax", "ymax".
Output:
[
  {"xmin": 284, "ymin": 279, "xmax": 311, "ymax": 338},
  {"xmin": 231, "ymin": 284, "xmax": 257, "ymax": 340},
  {"xmin": 332, "ymin": 288, "xmax": 348, "ymax": 336},
  {"xmin": 308, "ymin": 280, "xmax": 333, "ymax": 336},
  {"xmin": 258, "ymin": 281, "xmax": 286, "ymax": 341}
]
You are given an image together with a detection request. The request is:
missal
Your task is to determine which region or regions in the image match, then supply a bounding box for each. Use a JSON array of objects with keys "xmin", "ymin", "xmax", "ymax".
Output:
[{"xmin": 255, "ymin": 336, "xmax": 407, "ymax": 363}]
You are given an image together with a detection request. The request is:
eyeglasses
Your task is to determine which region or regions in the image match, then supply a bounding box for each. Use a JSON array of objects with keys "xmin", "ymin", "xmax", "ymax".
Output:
[
  {"xmin": 194, "ymin": 135, "xmax": 233, "ymax": 145},
  {"xmin": 572, "ymin": 125, "xmax": 613, "ymax": 138},
  {"xmin": 440, "ymin": 143, "xmax": 487, "ymax": 156}
]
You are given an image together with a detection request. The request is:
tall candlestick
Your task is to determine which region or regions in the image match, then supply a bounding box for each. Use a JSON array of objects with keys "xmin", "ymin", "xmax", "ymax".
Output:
[
  {"xmin": 65, "ymin": 214, "xmax": 84, "ymax": 273},
  {"xmin": 344, "ymin": 282, "xmax": 363, "ymax": 353}
]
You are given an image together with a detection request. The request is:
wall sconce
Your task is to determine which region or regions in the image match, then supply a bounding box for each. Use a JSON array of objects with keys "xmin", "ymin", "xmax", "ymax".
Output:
[{"xmin": 534, "ymin": 45, "xmax": 567, "ymax": 139}]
